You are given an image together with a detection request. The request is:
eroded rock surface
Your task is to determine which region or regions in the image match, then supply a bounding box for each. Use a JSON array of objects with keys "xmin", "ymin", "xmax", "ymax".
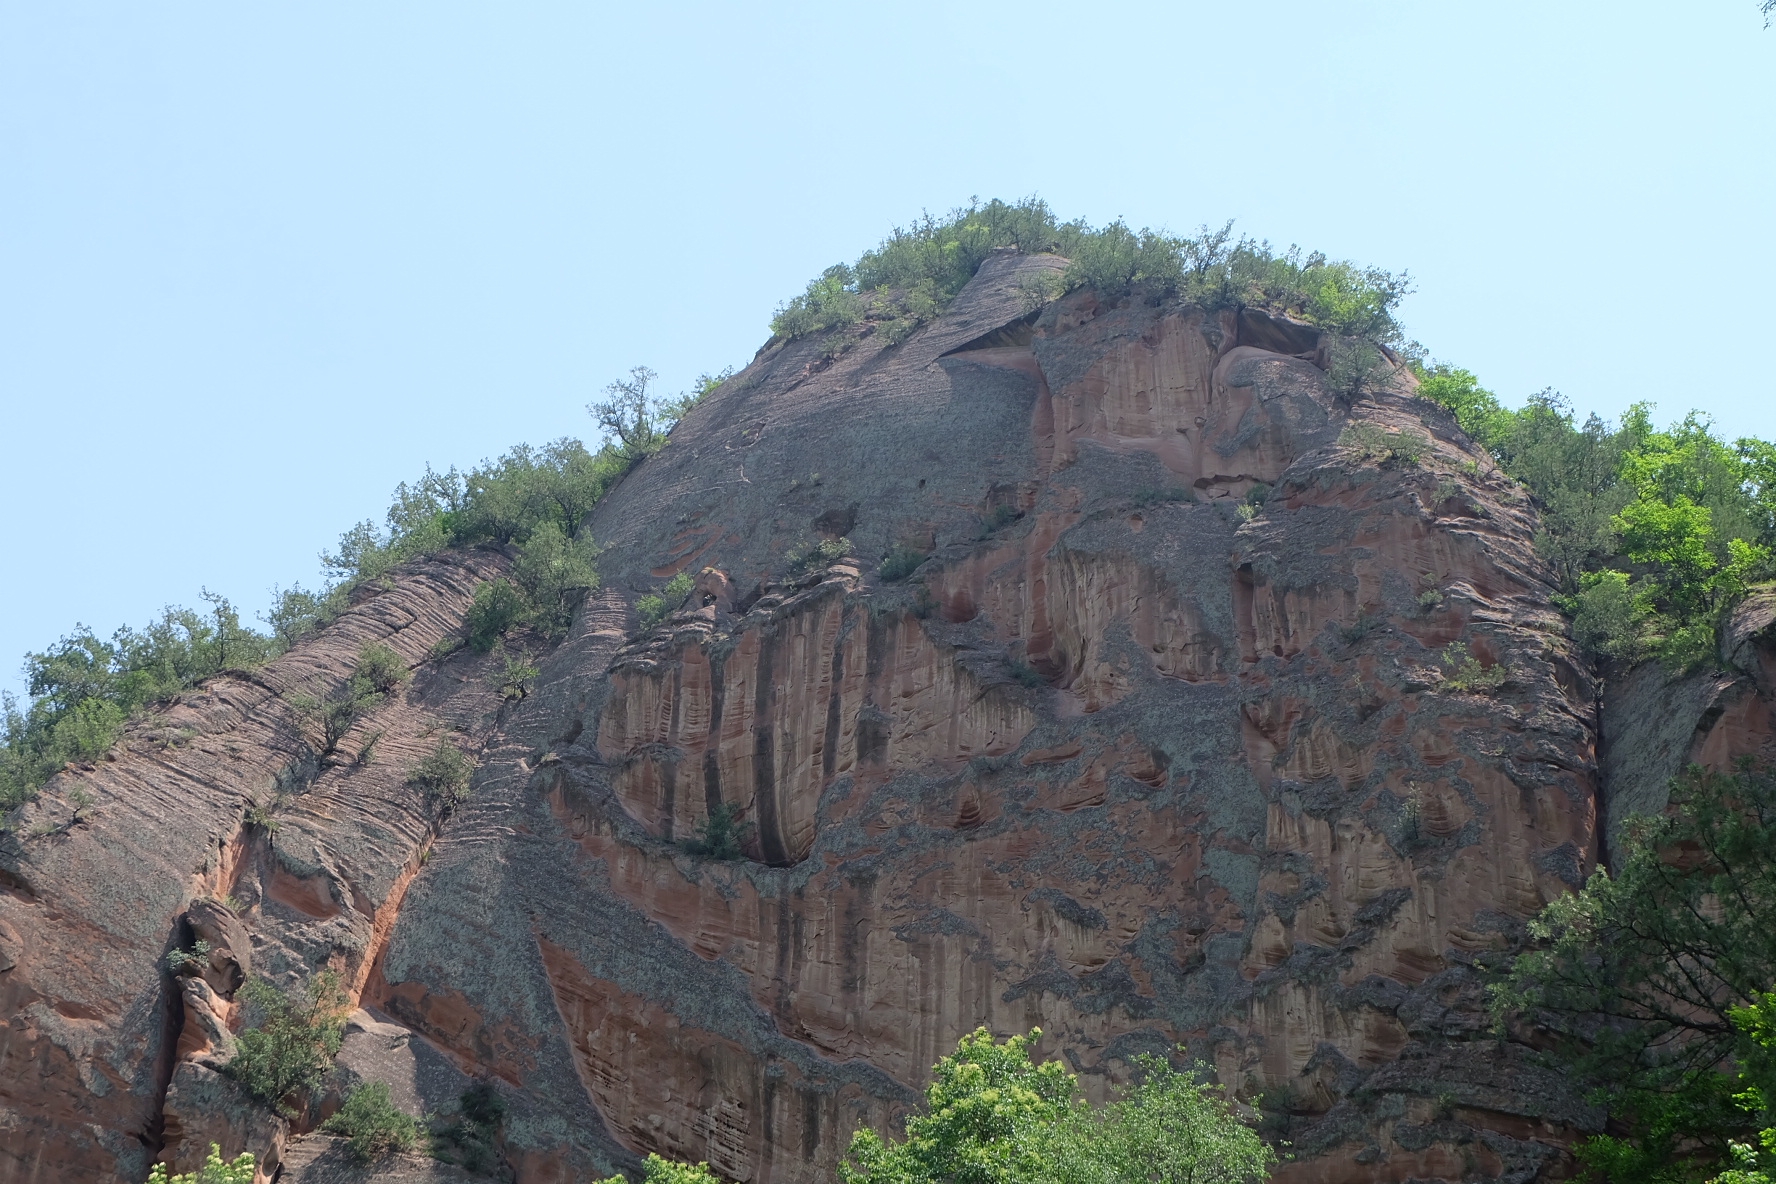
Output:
[{"xmin": 9, "ymin": 250, "xmax": 1776, "ymax": 1184}]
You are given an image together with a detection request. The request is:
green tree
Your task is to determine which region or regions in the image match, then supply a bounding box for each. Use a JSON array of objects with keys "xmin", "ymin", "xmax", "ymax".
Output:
[
  {"xmin": 1492, "ymin": 763, "xmax": 1776, "ymax": 1183},
  {"xmin": 600, "ymin": 1153, "xmax": 725, "ymax": 1184},
  {"xmin": 510, "ymin": 519, "xmax": 600, "ymax": 636},
  {"xmin": 1048, "ymin": 1054, "xmax": 1275, "ymax": 1184},
  {"xmin": 637, "ymin": 570, "xmax": 696, "ymax": 631},
  {"xmin": 839, "ymin": 1027, "xmax": 1271, "ymax": 1184},
  {"xmin": 842, "ymin": 1028, "xmax": 1077, "ymax": 1184},
  {"xmin": 227, "ymin": 972, "xmax": 348, "ymax": 1114},
  {"xmin": 1711, "ymin": 992, "xmax": 1776, "ymax": 1184},
  {"xmin": 146, "ymin": 1145, "xmax": 255, "ymax": 1184}
]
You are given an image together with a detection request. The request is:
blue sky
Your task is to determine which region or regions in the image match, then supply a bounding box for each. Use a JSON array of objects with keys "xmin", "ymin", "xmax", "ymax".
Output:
[{"xmin": 2, "ymin": 1, "xmax": 1772, "ymax": 698}]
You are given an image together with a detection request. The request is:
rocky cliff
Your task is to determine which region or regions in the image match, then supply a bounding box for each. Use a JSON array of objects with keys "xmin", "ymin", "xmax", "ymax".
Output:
[{"xmin": 6, "ymin": 249, "xmax": 1775, "ymax": 1184}]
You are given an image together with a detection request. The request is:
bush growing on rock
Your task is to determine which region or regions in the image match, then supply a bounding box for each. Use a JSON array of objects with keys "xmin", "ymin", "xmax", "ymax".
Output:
[
  {"xmin": 879, "ymin": 545, "xmax": 928, "ymax": 583},
  {"xmin": 409, "ymin": 738, "xmax": 473, "ymax": 810},
  {"xmin": 226, "ymin": 971, "xmax": 348, "ymax": 1114},
  {"xmin": 431, "ymin": 1081, "xmax": 507, "ymax": 1172},
  {"xmin": 1438, "ymin": 642, "xmax": 1507, "ymax": 693},
  {"xmin": 465, "ymin": 579, "xmax": 528, "ymax": 653},
  {"xmin": 679, "ymin": 801, "xmax": 752, "ymax": 861},
  {"xmin": 354, "ymin": 643, "xmax": 407, "ymax": 695},
  {"xmin": 323, "ymin": 1081, "xmax": 421, "ymax": 1162},
  {"xmin": 636, "ymin": 570, "xmax": 696, "ymax": 631},
  {"xmin": 787, "ymin": 536, "xmax": 854, "ymax": 576},
  {"xmin": 771, "ymin": 198, "xmax": 1411, "ymax": 351}
]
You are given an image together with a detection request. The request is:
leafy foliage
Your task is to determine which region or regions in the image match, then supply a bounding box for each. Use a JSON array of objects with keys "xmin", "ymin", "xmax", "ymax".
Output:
[
  {"xmin": 841, "ymin": 1027, "xmax": 1077, "ymax": 1184},
  {"xmin": 227, "ymin": 972, "xmax": 348, "ymax": 1114},
  {"xmin": 879, "ymin": 545, "xmax": 929, "ymax": 583},
  {"xmin": 430, "ymin": 1081, "xmax": 507, "ymax": 1173},
  {"xmin": 679, "ymin": 801, "xmax": 753, "ymax": 861},
  {"xmin": 1415, "ymin": 377, "xmax": 1776, "ymax": 668},
  {"xmin": 839, "ymin": 1026, "xmax": 1272, "ymax": 1184},
  {"xmin": 787, "ymin": 536, "xmax": 855, "ymax": 576},
  {"xmin": 354, "ymin": 643, "xmax": 408, "ymax": 695},
  {"xmin": 1339, "ymin": 421, "xmax": 1427, "ymax": 468},
  {"xmin": 600, "ymin": 1154, "xmax": 725, "ymax": 1184},
  {"xmin": 1709, "ymin": 993, "xmax": 1776, "ymax": 1184},
  {"xmin": 146, "ymin": 1145, "xmax": 256, "ymax": 1184},
  {"xmin": 636, "ymin": 571, "xmax": 696, "ymax": 631},
  {"xmin": 408, "ymin": 739, "xmax": 473, "ymax": 811},
  {"xmin": 1491, "ymin": 764, "xmax": 1776, "ymax": 1183},
  {"xmin": 1439, "ymin": 642, "xmax": 1507, "ymax": 693},
  {"xmin": 323, "ymin": 1082, "xmax": 421, "ymax": 1163},
  {"xmin": 497, "ymin": 647, "xmax": 539, "ymax": 700},
  {"xmin": 1045, "ymin": 1054, "xmax": 1278, "ymax": 1184},
  {"xmin": 587, "ymin": 366, "xmax": 731, "ymax": 468},
  {"xmin": 771, "ymin": 198, "xmax": 1408, "ymax": 350},
  {"xmin": 466, "ymin": 579, "xmax": 529, "ymax": 653},
  {"xmin": 2, "ymin": 592, "xmax": 277, "ymax": 810}
]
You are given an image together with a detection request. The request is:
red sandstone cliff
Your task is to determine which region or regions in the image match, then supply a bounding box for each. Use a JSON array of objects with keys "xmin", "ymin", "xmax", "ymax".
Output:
[{"xmin": 5, "ymin": 250, "xmax": 1774, "ymax": 1183}]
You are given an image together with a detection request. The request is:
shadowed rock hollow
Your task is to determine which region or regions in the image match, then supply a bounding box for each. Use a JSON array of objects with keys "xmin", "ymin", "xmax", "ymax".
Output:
[{"xmin": 6, "ymin": 249, "xmax": 1776, "ymax": 1183}]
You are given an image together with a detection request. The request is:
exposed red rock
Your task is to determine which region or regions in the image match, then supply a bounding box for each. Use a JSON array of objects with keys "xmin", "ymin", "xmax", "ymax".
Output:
[{"xmin": 6, "ymin": 249, "xmax": 1774, "ymax": 1183}]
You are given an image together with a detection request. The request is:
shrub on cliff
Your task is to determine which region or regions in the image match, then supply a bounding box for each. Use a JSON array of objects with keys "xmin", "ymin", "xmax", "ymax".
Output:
[
  {"xmin": 409, "ymin": 738, "xmax": 473, "ymax": 810},
  {"xmin": 787, "ymin": 536, "xmax": 854, "ymax": 576},
  {"xmin": 879, "ymin": 544, "xmax": 928, "ymax": 582},
  {"xmin": 770, "ymin": 198, "xmax": 1410, "ymax": 350},
  {"xmin": 839, "ymin": 1027, "xmax": 1273, "ymax": 1184},
  {"xmin": 1, "ymin": 591, "xmax": 277, "ymax": 811},
  {"xmin": 430, "ymin": 1081, "xmax": 507, "ymax": 1172},
  {"xmin": 636, "ymin": 570, "xmax": 695, "ymax": 631},
  {"xmin": 680, "ymin": 801, "xmax": 752, "ymax": 861},
  {"xmin": 323, "ymin": 1082, "xmax": 421, "ymax": 1162},
  {"xmin": 354, "ymin": 642, "xmax": 408, "ymax": 695},
  {"xmin": 1414, "ymin": 378, "xmax": 1776, "ymax": 669},
  {"xmin": 1491, "ymin": 763, "xmax": 1776, "ymax": 1183},
  {"xmin": 227, "ymin": 971, "xmax": 348, "ymax": 1115}
]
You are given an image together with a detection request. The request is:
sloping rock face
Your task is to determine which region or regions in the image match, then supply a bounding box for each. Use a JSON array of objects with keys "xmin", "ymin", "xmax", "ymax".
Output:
[
  {"xmin": 0, "ymin": 553, "xmax": 511, "ymax": 1182},
  {"xmin": 8, "ymin": 249, "xmax": 1772, "ymax": 1184}
]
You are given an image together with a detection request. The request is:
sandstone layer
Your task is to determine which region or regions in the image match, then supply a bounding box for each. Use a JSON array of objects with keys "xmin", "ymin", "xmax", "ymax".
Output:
[{"xmin": 6, "ymin": 250, "xmax": 1775, "ymax": 1184}]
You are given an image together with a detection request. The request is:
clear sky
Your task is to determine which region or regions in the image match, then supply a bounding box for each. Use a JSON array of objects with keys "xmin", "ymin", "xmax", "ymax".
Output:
[{"xmin": 2, "ymin": 1, "xmax": 1772, "ymax": 699}]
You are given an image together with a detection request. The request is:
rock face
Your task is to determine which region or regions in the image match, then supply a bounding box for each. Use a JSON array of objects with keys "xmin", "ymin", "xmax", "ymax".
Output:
[{"xmin": 5, "ymin": 249, "xmax": 1775, "ymax": 1184}]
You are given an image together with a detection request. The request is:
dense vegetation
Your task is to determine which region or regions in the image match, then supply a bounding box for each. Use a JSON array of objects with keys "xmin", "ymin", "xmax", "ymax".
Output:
[
  {"xmin": 323, "ymin": 1082, "xmax": 422, "ymax": 1162},
  {"xmin": 1491, "ymin": 763, "xmax": 1776, "ymax": 1184},
  {"xmin": 0, "ymin": 368, "xmax": 724, "ymax": 815},
  {"xmin": 771, "ymin": 197, "xmax": 1409, "ymax": 355},
  {"xmin": 226, "ymin": 970, "xmax": 349, "ymax": 1115},
  {"xmin": 1416, "ymin": 368, "xmax": 1775, "ymax": 669},
  {"xmin": 145, "ymin": 1145, "xmax": 256, "ymax": 1184},
  {"xmin": 609, "ymin": 1028, "xmax": 1273, "ymax": 1184}
]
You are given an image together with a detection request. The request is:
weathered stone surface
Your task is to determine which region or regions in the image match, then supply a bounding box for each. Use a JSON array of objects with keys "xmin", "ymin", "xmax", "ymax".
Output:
[
  {"xmin": 0, "ymin": 551, "xmax": 510, "ymax": 1183},
  {"xmin": 158, "ymin": 1062, "xmax": 286, "ymax": 1179},
  {"xmin": 8, "ymin": 249, "xmax": 1776, "ymax": 1184},
  {"xmin": 1598, "ymin": 588, "xmax": 1776, "ymax": 860},
  {"xmin": 364, "ymin": 256, "xmax": 1608, "ymax": 1183},
  {"xmin": 279, "ymin": 1137, "xmax": 481, "ymax": 1184}
]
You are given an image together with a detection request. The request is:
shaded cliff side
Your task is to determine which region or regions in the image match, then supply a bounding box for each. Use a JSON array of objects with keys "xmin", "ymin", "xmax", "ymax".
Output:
[{"xmin": 5, "ymin": 249, "xmax": 1774, "ymax": 1184}]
